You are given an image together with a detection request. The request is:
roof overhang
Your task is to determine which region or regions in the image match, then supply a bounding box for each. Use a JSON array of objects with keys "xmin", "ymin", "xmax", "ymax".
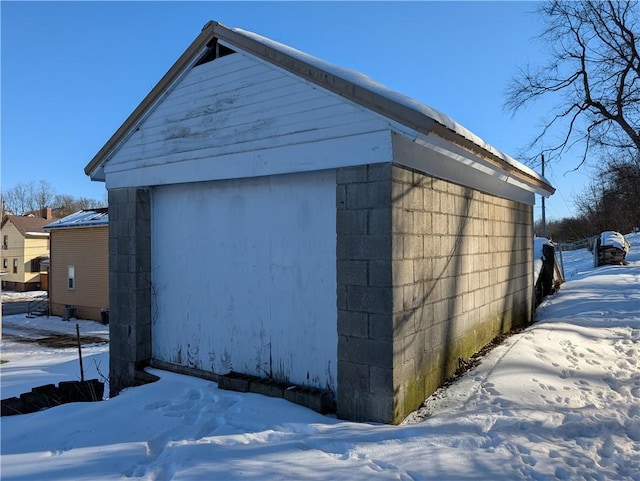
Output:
[
  {"xmin": 44, "ymin": 210, "xmax": 109, "ymax": 230},
  {"xmin": 85, "ymin": 20, "xmax": 555, "ymax": 198},
  {"xmin": 85, "ymin": 22, "xmax": 219, "ymax": 181},
  {"xmin": 45, "ymin": 222, "xmax": 108, "ymax": 231}
]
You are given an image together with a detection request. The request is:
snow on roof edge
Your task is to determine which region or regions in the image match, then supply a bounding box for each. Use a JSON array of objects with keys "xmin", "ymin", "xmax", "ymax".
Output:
[
  {"xmin": 231, "ymin": 28, "xmax": 551, "ymax": 188},
  {"xmin": 45, "ymin": 209, "xmax": 108, "ymax": 230}
]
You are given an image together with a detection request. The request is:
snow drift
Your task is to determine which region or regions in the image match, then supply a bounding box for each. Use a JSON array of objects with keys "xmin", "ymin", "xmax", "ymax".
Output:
[{"xmin": 1, "ymin": 233, "xmax": 639, "ymax": 480}]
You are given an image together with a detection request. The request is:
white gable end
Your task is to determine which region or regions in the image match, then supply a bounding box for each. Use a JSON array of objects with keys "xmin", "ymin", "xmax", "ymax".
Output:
[{"xmin": 104, "ymin": 51, "xmax": 394, "ymax": 189}]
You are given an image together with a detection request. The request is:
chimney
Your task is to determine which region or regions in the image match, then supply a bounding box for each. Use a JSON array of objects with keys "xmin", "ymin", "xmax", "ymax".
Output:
[{"xmin": 41, "ymin": 208, "xmax": 53, "ymax": 220}]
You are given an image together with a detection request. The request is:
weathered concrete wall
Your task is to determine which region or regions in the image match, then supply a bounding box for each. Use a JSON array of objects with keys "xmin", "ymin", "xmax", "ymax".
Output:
[
  {"xmin": 390, "ymin": 165, "xmax": 533, "ymax": 422},
  {"xmin": 336, "ymin": 163, "xmax": 533, "ymax": 423},
  {"xmin": 108, "ymin": 188, "xmax": 151, "ymax": 397},
  {"xmin": 336, "ymin": 163, "xmax": 394, "ymax": 422}
]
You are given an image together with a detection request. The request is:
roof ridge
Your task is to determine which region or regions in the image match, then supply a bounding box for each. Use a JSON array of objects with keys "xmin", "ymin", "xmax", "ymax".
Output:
[{"xmin": 84, "ymin": 20, "xmax": 554, "ymax": 197}]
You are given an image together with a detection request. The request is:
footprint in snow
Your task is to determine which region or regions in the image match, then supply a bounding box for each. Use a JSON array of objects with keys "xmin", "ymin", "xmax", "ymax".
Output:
[
  {"xmin": 598, "ymin": 436, "xmax": 615, "ymax": 460},
  {"xmin": 555, "ymin": 466, "xmax": 572, "ymax": 479},
  {"xmin": 538, "ymin": 383, "xmax": 557, "ymax": 391},
  {"xmin": 559, "ymin": 369, "xmax": 573, "ymax": 379},
  {"xmin": 143, "ymin": 400, "xmax": 171, "ymax": 411},
  {"xmin": 548, "ymin": 450, "xmax": 561, "ymax": 458}
]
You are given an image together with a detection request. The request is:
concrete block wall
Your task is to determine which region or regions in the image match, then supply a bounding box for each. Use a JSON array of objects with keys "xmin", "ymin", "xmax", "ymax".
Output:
[
  {"xmin": 390, "ymin": 165, "xmax": 533, "ymax": 421},
  {"xmin": 106, "ymin": 164, "xmax": 533, "ymax": 422},
  {"xmin": 336, "ymin": 163, "xmax": 395, "ymax": 423},
  {"xmin": 108, "ymin": 188, "xmax": 152, "ymax": 397},
  {"xmin": 336, "ymin": 163, "xmax": 533, "ymax": 423}
]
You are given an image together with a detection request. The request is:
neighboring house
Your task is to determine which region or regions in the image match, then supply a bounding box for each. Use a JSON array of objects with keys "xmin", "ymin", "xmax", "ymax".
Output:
[
  {"xmin": 1, "ymin": 210, "xmax": 53, "ymax": 292},
  {"xmin": 84, "ymin": 21, "xmax": 555, "ymax": 423},
  {"xmin": 44, "ymin": 209, "xmax": 109, "ymax": 322}
]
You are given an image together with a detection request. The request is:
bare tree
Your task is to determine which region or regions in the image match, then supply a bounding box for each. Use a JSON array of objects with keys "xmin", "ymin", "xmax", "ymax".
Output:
[
  {"xmin": 32, "ymin": 180, "xmax": 56, "ymax": 211},
  {"xmin": 598, "ymin": 153, "xmax": 640, "ymax": 230},
  {"xmin": 2, "ymin": 181, "xmax": 40, "ymax": 214},
  {"xmin": 54, "ymin": 194, "xmax": 106, "ymax": 218},
  {"xmin": 574, "ymin": 153, "xmax": 640, "ymax": 233},
  {"xmin": 506, "ymin": 1, "xmax": 640, "ymax": 166},
  {"xmin": 542, "ymin": 216, "xmax": 595, "ymax": 241},
  {"xmin": 2, "ymin": 180, "xmax": 104, "ymax": 218}
]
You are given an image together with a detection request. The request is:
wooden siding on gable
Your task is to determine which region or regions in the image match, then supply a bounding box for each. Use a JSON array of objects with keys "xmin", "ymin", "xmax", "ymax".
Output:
[
  {"xmin": 105, "ymin": 52, "xmax": 393, "ymax": 187},
  {"xmin": 49, "ymin": 227, "xmax": 108, "ymax": 321}
]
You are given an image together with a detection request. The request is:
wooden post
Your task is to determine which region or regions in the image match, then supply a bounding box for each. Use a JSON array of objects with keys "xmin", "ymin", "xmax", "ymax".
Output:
[
  {"xmin": 541, "ymin": 153, "xmax": 547, "ymax": 238},
  {"xmin": 76, "ymin": 324, "xmax": 85, "ymax": 382}
]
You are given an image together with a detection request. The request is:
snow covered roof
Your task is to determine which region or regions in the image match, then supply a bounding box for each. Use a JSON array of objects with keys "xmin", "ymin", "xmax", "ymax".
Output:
[
  {"xmin": 44, "ymin": 208, "xmax": 108, "ymax": 230},
  {"xmin": 85, "ymin": 21, "xmax": 554, "ymax": 198},
  {"xmin": 598, "ymin": 231, "xmax": 630, "ymax": 252}
]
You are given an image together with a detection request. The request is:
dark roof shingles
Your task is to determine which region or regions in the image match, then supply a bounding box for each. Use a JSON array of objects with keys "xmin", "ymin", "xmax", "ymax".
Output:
[{"xmin": 4, "ymin": 215, "xmax": 51, "ymax": 236}]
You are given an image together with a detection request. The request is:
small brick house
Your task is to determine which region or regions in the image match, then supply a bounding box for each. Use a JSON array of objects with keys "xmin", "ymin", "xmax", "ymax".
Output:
[{"xmin": 85, "ymin": 21, "xmax": 554, "ymax": 423}]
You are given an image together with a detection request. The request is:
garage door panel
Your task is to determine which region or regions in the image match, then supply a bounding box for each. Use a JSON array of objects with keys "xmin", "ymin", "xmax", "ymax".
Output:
[{"xmin": 151, "ymin": 170, "xmax": 337, "ymax": 391}]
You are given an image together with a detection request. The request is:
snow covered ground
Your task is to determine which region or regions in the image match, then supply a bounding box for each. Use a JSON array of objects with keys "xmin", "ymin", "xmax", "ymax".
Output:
[
  {"xmin": 1, "ymin": 234, "xmax": 639, "ymax": 481},
  {"xmin": 1, "ymin": 290, "xmax": 48, "ymax": 303}
]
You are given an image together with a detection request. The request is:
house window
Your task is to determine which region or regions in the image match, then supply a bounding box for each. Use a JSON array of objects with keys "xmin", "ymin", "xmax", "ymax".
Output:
[
  {"xmin": 2, "ymin": 258, "xmax": 7, "ymax": 269},
  {"xmin": 2, "ymin": 235, "xmax": 7, "ymax": 249},
  {"xmin": 68, "ymin": 265, "xmax": 75, "ymax": 290},
  {"xmin": 30, "ymin": 259, "xmax": 41, "ymax": 273},
  {"xmin": 13, "ymin": 258, "xmax": 18, "ymax": 274}
]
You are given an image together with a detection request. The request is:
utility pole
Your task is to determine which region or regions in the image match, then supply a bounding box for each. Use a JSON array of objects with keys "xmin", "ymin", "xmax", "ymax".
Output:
[{"xmin": 541, "ymin": 153, "xmax": 547, "ymax": 238}]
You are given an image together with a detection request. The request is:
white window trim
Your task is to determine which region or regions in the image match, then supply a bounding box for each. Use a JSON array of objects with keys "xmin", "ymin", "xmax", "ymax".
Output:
[{"xmin": 68, "ymin": 265, "xmax": 75, "ymax": 290}]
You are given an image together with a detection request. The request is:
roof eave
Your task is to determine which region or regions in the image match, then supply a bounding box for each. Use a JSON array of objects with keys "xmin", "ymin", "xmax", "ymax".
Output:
[
  {"xmin": 84, "ymin": 21, "xmax": 440, "ymax": 181},
  {"xmin": 45, "ymin": 222, "xmax": 108, "ymax": 231},
  {"xmin": 212, "ymin": 26, "xmax": 554, "ymax": 197},
  {"xmin": 84, "ymin": 21, "xmax": 219, "ymax": 179},
  {"xmin": 428, "ymin": 124, "xmax": 555, "ymax": 197},
  {"xmin": 85, "ymin": 21, "xmax": 554, "ymax": 198},
  {"xmin": 213, "ymin": 26, "xmax": 438, "ymax": 134}
]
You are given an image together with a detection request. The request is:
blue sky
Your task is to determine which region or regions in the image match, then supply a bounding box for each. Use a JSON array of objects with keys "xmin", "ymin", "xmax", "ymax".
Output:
[{"xmin": 1, "ymin": 1, "xmax": 593, "ymax": 221}]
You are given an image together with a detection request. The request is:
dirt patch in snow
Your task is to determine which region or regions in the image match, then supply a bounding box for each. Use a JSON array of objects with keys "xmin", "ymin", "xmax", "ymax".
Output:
[
  {"xmin": 446, "ymin": 327, "xmax": 525, "ymax": 385},
  {"xmin": 3, "ymin": 331, "xmax": 108, "ymax": 348}
]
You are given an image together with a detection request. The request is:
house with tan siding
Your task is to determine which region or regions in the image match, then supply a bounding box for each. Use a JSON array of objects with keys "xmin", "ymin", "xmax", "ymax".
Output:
[
  {"xmin": 1, "ymin": 211, "xmax": 53, "ymax": 292},
  {"xmin": 45, "ymin": 209, "xmax": 109, "ymax": 322}
]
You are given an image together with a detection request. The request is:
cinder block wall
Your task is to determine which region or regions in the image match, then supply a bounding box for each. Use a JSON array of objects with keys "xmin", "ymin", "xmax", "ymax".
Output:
[
  {"xmin": 108, "ymin": 188, "xmax": 152, "ymax": 397},
  {"xmin": 336, "ymin": 163, "xmax": 394, "ymax": 423},
  {"xmin": 390, "ymin": 165, "xmax": 533, "ymax": 422},
  {"xmin": 336, "ymin": 163, "xmax": 533, "ymax": 423}
]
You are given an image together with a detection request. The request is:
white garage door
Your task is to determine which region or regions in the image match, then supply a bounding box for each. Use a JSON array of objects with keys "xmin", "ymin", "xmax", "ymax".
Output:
[{"xmin": 151, "ymin": 170, "xmax": 337, "ymax": 391}]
